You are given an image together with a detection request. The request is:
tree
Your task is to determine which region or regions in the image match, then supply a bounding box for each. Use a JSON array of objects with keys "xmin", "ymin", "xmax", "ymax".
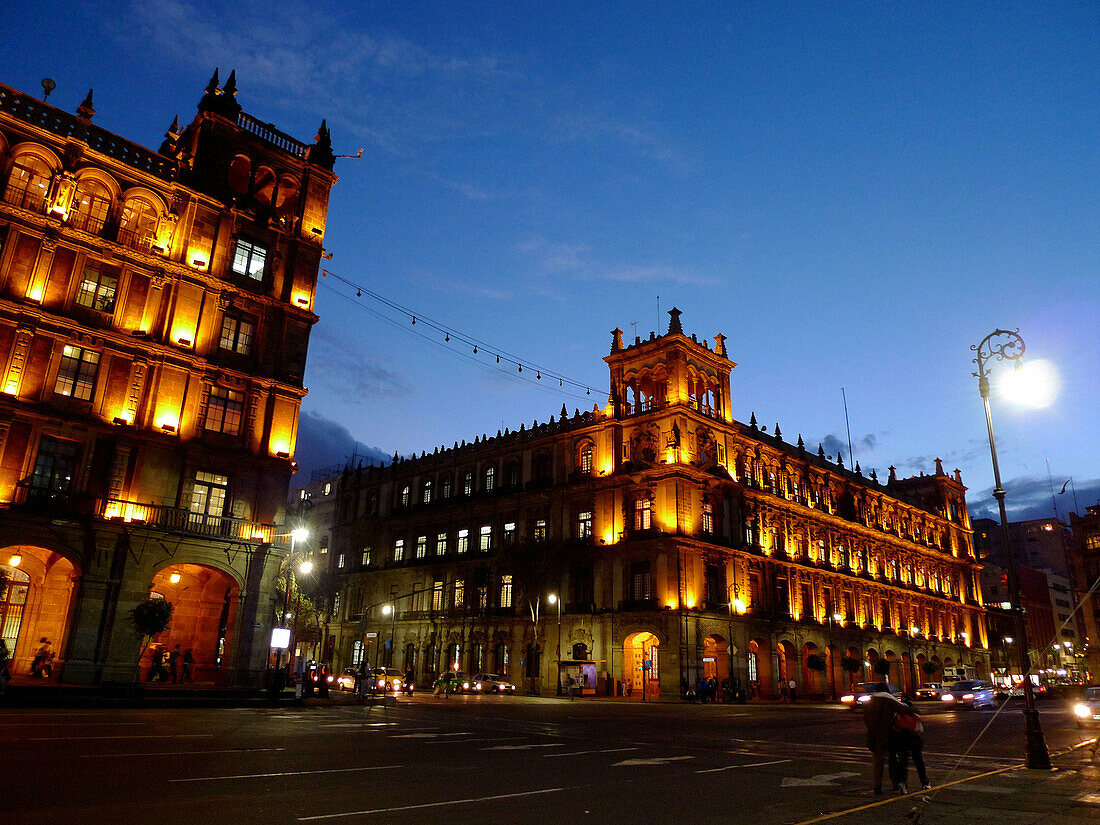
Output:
[
  {"xmin": 921, "ymin": 660, "xmax": 941, "ymax": 678},
  {"xmin": 128, "ymin": 598, "xmax": 173, "ymax": 680},
  {"xmin": 806, "ymin": 653, "xmax": 827, "ymax": 693},
  {"xmin": 840, "ymin": 655, "xmax": 863, "ymax": 689},
  {"xmin": 873, "ymin": 658, "xmax": 891, "ymax": 677}
]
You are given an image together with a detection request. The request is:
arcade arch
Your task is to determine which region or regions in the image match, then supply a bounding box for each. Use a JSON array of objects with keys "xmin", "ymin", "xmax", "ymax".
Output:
[
  {"xmin": 0, "ymin": 546, "xmax": 78, "ymax": 676},
  {"xmin": 622, "ymin": 630, "xmax": 660, "ymax": 699}
]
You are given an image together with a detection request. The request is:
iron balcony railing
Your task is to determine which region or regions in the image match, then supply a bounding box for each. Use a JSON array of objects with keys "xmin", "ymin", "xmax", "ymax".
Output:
[{"xmin": 98, "ymin": 497, "xmax": 275, "ymax": 542}]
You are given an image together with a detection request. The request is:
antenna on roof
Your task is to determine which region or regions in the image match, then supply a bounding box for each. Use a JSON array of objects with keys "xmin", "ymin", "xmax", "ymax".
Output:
[
  {"xmin": 842, "ymin": 387, "xmax": 855, "ymax": 470},
  {"xmin": 41, "ymin": 78, "xmax": 56, "ymax": 102}
]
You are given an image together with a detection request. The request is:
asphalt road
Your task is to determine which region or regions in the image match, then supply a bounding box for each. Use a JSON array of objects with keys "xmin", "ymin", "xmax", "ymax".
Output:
[{"xmin": 0, "ymin": 695, "xmax": 1091, "ymax": 825}]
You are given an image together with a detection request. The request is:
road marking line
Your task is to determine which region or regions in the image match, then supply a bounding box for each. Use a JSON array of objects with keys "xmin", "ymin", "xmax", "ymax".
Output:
[
  {"xmin": 614, "ymin": 756, "xmax": 695, "ymax": 767},
  {"xmin": 390, "ymin": 731, "xmax": 472, "ymax": 738},
  {"xmin": 696, "ymin": 759, "xmax": 791, "ymax": 774},
  {"xmin": 543, "ymin": 747, "xmax": 639, "ymax": 758},
  {"xmin": 482, "ymin": 743, "xmax": 566, "ymax": 751},
  {"xmin": 172, "ymin": 765, "xmax": 402, "ymax": 782},
  {"xmin": 25, "ymin": 734, "xmax": 215, "ymax": 741},
  {"xmin": 81, "ymin": 748, "xmax": 285, "ymax": 758},
  {"xmin": 297, "ymin": 787, "xmax": 575, "ymax": 820}
]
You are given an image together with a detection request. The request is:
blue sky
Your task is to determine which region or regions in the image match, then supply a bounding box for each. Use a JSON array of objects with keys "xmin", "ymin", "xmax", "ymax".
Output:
[{"xmin": 6, "ymin": 1, "xmax": 1098, "ymax": 519}]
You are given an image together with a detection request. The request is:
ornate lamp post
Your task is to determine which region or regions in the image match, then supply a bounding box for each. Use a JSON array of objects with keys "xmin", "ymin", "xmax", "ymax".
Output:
[
  {"xmin": 828, "ymin": 611, "xmax": 843, "ymax": 701},
  {"xmin": 972, "ymin": 329, "xmax": 1051, "ymax": 769},
  {"xmin": 548, "ymin": 593, "xmax": 562, "ymax": 695}
]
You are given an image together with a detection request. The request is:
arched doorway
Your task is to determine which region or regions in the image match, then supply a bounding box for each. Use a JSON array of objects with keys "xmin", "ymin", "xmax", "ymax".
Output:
[
  {"xmin": 143, "ymin": 564, "xmax": 239, "ymax": 685},
  {"xmin": 776, "ymin": 639, "xmax": 797, "ymax": 694},
  {"xmin": 703, "ymin": 634, "xmax": 729, "ymax": 681},
  {"xmin": 844, "ymin": 646, "xmax": 863, "ymax": 691},
  {"xmin": 1, "ymin": 547, "xmax": 78, "ymax": 677},
  {"xmin": 749, "ymin": 638, "xmax": 771, "ymax": 697},
  {"xmin": 802, "ymin": 642, "xmax": 823, "ymax": 696},
  {"xmin": 884, "ymin": 650, "xmax": 900, "ymax": 687},
  {"xmin": 622, "ymin": 631, "xmax": 660, "ymax": 699}
]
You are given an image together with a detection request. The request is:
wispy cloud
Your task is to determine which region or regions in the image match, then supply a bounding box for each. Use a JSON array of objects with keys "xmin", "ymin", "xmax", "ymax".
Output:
[
  {"xmin": 549, "ymin": 112, "xmax": 685, "ymax": 169},
  {"xmin": 307, "ymin": 326, "xmax": 412, "ymax": 399},
  {"xmin": 969, "ymin": 475, "xmax": 1100, "ymax": 522},
  {"xmin": 516, "ymin": 236, "xmax": 713, "ymax": 287}
]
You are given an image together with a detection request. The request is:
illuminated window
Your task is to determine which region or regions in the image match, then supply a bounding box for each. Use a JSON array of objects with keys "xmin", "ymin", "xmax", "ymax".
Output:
[
  {"xmin": 499, "ymin": 574, "xmax": 513, "ymax": 608},
  {"xmin": 361, "ymin": 547, "xmax": 372, "ymax": 567},
  {"xmin": 4, "ymin": 155, "xmax": 51, "ymax": 211},
  {"xmin": 435, "ymin": 532, "xmax": 448, "ymax": 556},
  {"xmin": 231, "ymin": 239, "xmax": 267, "ymax": 280},
  {"xmin": 577, "ymin": 510, "xmax": 593, "ymax": 539},
  {"xmin": 629, "ymin": 561, "xmax": 652, "ymax": 601},
  {"xmin": 219, "ymin": 312, "xmax": 254, "ymax": 355},
  {"xmin": 400, "ymin": 485, "xmax": 410, "ymax": 507},
  {"xmin": 534, "ymin": 519, "xmax": 548, "ymax": 543},
  {"xmin": 69, "ymin": 179, "xmax": 111, "ymax": 234},
  {"xmin": 29, "ymin": 436, "xmax": 80, "ymax": 499},
  {"xmin": 441, "ymin": 477, "xmax": 453, "ymax": 499},
  {"xmin": 204, "ymin": 386, "xmax": 244, "ymax": 435},
  {"xmin": 421, "ymin": 479, "xmax": 433, "ymax": 504},
  {"xmin": 503, "ymin": 522, "xmax": 516, "ymax": 546},
  {"xmin": 457, "ymin": 528, "xmax": 469, "ymax": 554},
  {"xmin": 118, "ymin": 199, "xmax": 160, "ymax": 251},
  {"xmin": 75, "ymin": 266, "xmax": 118, "ymax": 313},
  {"xmin": 463, "ymin": 471, "xmax": 473, "ymax": 496},
  {"xmin": 702, "ymin": 501, "xmax": 714, "ymax": 533},
  {"xmin": 393, "ymin": 538, "xmax": 405, "ymax": 562},
  {"xmin": 479, "ymin": 525, "xmax": 492, "ymax": 551},
  {"xmin": 431, "ymin": 581, "xmax": 444, "ymax": 611},
  {"xmin": 416, "ymin": 535, "xmax": 427, "ymax": 559},
  {"xmin": 189, "ymin": 471, "xmax": 228, "ymax": 520},
  {"xmin": 634, "ymin": 499, "xmax": 651, "ymax": 531},
  {"xmin": 484, "ymin": 466, "xmax": 496, "ymax": 492},
  {"xmin": 580, "ymin": 442, "xmax": 593, "ymax": 474},
  {"xmin": 337, "ymin": 552, "xmax": 345, "ymax": 569},
  {"xmin": 53, "ymin": 345, "xmax": 99, "ymax": 401},
  {"xmin": 453, "ymin": 580, "xmax": 465, "ymax": 608},
  {"xmin": 1085, "ymin": 534, "xmax": 1100, "ymax": 551},
  {"xmin": 323, "ymin": 482, "xmax": 331, "ymax": 496}
]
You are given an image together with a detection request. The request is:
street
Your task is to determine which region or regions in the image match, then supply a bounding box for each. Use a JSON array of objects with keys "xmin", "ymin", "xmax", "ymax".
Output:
[{"xmin": 1, "ymin": 696, "xmax": 1096, "ymax": 825}]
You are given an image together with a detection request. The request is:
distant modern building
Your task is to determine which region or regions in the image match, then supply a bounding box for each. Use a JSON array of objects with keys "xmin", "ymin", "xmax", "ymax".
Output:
[
  {"xmin": 0, "ymin": 73, "xmax": 336, "ymax": 685},
  {"xmin": 327, "ymin": 311, "xmax": 990, "ymax": 699},
  {"xmin": 1070, "ymin": 505, "xmax": 1100, "ymax": 678},
  {"xmin": 979, "ymin": 562, "xmax": 1070, "ymax": 678}
]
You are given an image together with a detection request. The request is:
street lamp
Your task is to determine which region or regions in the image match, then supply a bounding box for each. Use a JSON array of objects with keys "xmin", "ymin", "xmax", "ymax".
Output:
[
  {"xmin": 379, "ymin": 604, "xmax": 394, "ymax": 669},
  {"xmin": 548, "ymin": 593, "xmax": 561, "ymax": 696},
  {"xmin": 972, "ymin": 329, "xmax": 1052, "ymax": 770},
  {"xmin": 278, "ymin": 527, "xmax": 310, "ymax": 671},
  {"xmin": 828, "ymin": 611, "xmax": 843, "ymax": 701},
  {"xmin": 381, "ymin": 603, "xmax": 397, "ymax": 668},
  {"xmin": 906, "ymin": 626, "xmax": 920, "ymax": 697}
]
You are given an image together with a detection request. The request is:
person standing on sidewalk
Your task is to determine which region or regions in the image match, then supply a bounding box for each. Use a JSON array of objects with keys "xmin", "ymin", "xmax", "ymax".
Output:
[
  {"xmin": 168, "ymin": 645, "xmax": 181, "ymax": 683},
  {"xmin": 892, "ymin": 697, "xmax": 930, "ymax": 792},
  {"xmin": 788, "ymin": 678, "xmax": 797, "ymax": 702},
  {"xmin": 863, "ymin": 682, "xmax": 906, "ymax": 795}
]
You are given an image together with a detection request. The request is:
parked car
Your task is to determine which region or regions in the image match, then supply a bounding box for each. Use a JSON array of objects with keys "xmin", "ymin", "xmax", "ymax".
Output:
[
  {"xmin": 915, "ymin": 683, "xmax": 945, "ymax": 700},
  {"xmin": 1073, "ymin": 687, "xmax": 1100, "ymax": 729},
  {"xmin": 940, "ymin": 680, "xmax": 996, "ymax": 709},
  {"xmin": 994, "ymin": 686, "xmax": 1024, "ymax": 702},
  {"xmin": 840, "ymin": 682, "xmax": 903, "ymax": 708},
  {"xmin": 372, "ymin": 667, "xmax": 404, "ymax": 692},
  {"xmin": 473, "ymin": 673, "xmax": 517, "ymax": 694},
  {"xmin": 336, "ymin": 667, "xmax": 357, "ymax": 692},
  {"xmin": 452, "ymin": 671, "xmax": 473, "ymax": 693}
]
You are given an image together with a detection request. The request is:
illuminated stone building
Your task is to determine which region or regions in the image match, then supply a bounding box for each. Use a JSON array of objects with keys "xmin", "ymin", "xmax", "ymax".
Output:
[
  {"xmin": 1070, "ymin": 505, "xmax": 1100, "ymax": 678},
  {"xmin": 329, "ymin": 311, "xmax": 988, "ymax": 698},
  {"xmin": 0, "ymin": 73, "xmax": 336, "ymax": 685}
]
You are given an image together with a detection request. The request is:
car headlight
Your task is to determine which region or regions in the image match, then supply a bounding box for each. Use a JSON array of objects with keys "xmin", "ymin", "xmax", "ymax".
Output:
[
  {"xmin": 378, "ymin": 679, "xmax": 385, "ymax": 687},
  {"xmin": 942, "ymin": 694, "xmax": 955, "ymax": 702},
  {"xmin": 1075, "ymin": 703, "xmax": 1092, "ymax": 718},
  {"xmin": 858, "ymin": 695, "xmax": 872, "ymax": 703},
  {"xmin": 962, "ymin": 693, "xmax": 974, "ymax": 700},
  {"xmin": 327, "ymin": 675, "xmax": 334, "ymax": 683},
  {"xmin": 394, "ymin": 679, "xmax": 401, "ymax": 687},
  {"xmin": 474, "ymin": 683, "xmax": 482, "ymax": 691},
  {"xmin": 463, "ymin": 681, "xmax": 470, "ymax": 690},
  {"xmin": 840, "ymin": 695, "xmax": 855, "ymax": 703}
]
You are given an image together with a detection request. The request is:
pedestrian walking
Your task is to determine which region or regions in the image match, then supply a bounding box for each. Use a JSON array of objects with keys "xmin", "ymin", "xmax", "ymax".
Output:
[
  {"xmin": 168, "ymin": 644, "xmax": 181, "ymax": 683},
  {"xmin": 863, "ymin": 681, "xmax": 906, "ymax": 795},
  {"xmin": 892, "ymin": 698, "xmax": 929, "ymax": 792},
  {"xmin": 779, "ymin": 679, "xmax": 788, "ymax": 702},
  {"xmin": 148, "ymin": 647, "xmax": 166, "ymax": 682},
  {"xmin": 403, "ymin": 667, "xmax": 415, "ymax": 695},
  {"xmin": 567, "ymin": 674, "xmax": 576, "ymax": 701},
  {"xmin": 31, "ymin": 638, "xmax": 52, "ymax": 678},
  {"xmin": 788, "ymin": 678, "xmax": 797, "ymax": 702},
  {"xmin": 698, "ymin": 676, "xmax": 710, "ymax": 703},
  {"xmin": 181, "ymin": 648, "xmax": 193, "ymax": 682}
]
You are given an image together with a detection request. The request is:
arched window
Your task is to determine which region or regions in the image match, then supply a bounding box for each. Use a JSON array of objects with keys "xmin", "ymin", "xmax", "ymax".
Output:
[
  {"xmin": 69, "ymin": 178, "xmax": 112, "ymax": 234},
  {"xmin": 118, "ymin": 198, "xmax": 160, "ymax": 251},
  {"xmin": 4, "ymin": 154, "xmax": 52, "ymax": 210},
  {"xmin": 579, "ymin": 442, "xmax": 593, "ymax": 475},
  {"xmin": 228, "ymin": 155, "xmax": 251, "ymax": 194}
]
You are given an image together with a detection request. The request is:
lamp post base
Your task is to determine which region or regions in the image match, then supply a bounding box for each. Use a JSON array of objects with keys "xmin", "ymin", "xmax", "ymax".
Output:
[{"xmin": 1023, "ymin": 708, "xmax": 1052, "ymax": 770}]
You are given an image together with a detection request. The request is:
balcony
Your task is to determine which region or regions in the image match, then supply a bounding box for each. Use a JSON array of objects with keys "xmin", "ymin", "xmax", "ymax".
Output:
[{"xmin": 99, "ymin": 498, "xmax": 275, "ymax": 542}]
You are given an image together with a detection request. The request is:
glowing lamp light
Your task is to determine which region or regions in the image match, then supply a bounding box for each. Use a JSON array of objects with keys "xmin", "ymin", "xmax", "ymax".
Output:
[
  {"xmin": 160, "ymin": 422, "xmax": 177, "ymax": 433},
  {"xmin": 276, "ymin": 451, "xmax": 291, "ymax": 459},
  {"xmin": 602, "ymin": 531, "xmax": 616, "ymax": 545},
  {"xmin": 546, "ymin": 594, "xmax": 557, "ymax": 606},
  {"xmin": 168, "ymin": 572, "xmax": 181, "ymax": 584},
  {"xmin": 381, "ymin": 604, "xmax": 392, "ymax": 616},
  {"xmin": 997, "ymin": 358, "xmax": 1059, "ymax": 408},
  {"xmin": 684, "ymin": 596, "xmax": 696, "ymax": 609},
  {"xmin": 298, "ymin": 560, "xmax": 313, "ymax": 575},
  {"xmin": 294, "ymin": 293, "xmax": 311, "ymax": 307},
  {"xmin": 176, "ymin": 336, "xmax": 192, "ymax": 346},
  {"xmin": 733, "ymin": 598, "xmax": 747, "ymax": 614},
  {"xmin": 8, "ymin": 554, "xmax": 21, "ymax": 567}
]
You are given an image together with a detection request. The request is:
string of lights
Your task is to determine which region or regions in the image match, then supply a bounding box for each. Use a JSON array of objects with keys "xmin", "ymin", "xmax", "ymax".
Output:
[{"xmin": 317, "ymin": 268, "xmax": 599, "ymax": 403}]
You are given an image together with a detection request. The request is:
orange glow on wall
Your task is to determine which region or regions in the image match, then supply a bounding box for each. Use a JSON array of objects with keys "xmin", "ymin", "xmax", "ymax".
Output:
[
  {"xmin": 155, "ymin": 410, "xmax": 180, "ymax": 434},
  {"xmin": 187, "ymin": 248, "xmax": 209, "ymax": 270},
  {"xmin": 170, "ymin": 325, "xmax": 195, "ymax": 347},
  {"xmin": 684, "ymin": 595, "xmax": 696, "ymax": 609},
  {"xmin": 293, "ymin": 292, "xmax": 312, "ymax": 309},
  {"xmin": 25, "ymin": 284, "xmax": 44, "ymax": 303},
  {"xmin": 602, "ymin": 530, "xmax": 617, "ymax": 545},
  {"xmin": 103, "ymin": 500, "xmax": 153, "ymax": 522}
]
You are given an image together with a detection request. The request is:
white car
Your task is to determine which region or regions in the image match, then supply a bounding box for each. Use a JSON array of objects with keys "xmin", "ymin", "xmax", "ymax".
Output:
[
  {"xmin": 840, "ymin": 682, "xmax": 903, "ymax": 708},
  {"xmin": 940, "ymin": 680, "xmax": 996, "ymax": 709},
  {"xmin": 1073, "ymin": 687, "xmax": 1100, "ymax": 728},
  {"xmin": 473, "ymin": 673, "xmax": 517, "ymax": 694}
]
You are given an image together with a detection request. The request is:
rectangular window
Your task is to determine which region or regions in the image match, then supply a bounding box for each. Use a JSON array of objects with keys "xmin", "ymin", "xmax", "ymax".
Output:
[
  {"xmin": 415, "ymin": 535, "xmax": 427, "ymax": 559},
  {"xmin": 219, "ymin": 312, "xmax": 254, "ymax": 355},
  {"xmin": 578, "ymin": 510, "xmax": 593, "ymax": 539},
  {"xmin": 629, "ymin": 562, "xmax": 653, "ymax": 602},
  {"xmin": 204, "ymin": 386, "xmax": 245, "ymax": 435},
  {"xmin": 231, "ymin": 239, "xmax": 267, "ymax": 280},
  {"xmin": 361, "ymin": 547, "xmax": 371, "ymax": 567},
  {"xmin": 503, "ymin": 522, "xmax": 516, "ymax": 546},
  {"xmin": 477, "ymin": 586, "xmax": 488, "ymax": 609},
  {"xmin": 534, "ymin": 519, "xmax": 548, "ymax": 542},
  {"xmin": 30, "ymin": 436, "xmax": 81, "ymax": 498},
  {"xmin": 479, "ymin": 525, "xmax": 492, "ymax": 552},
  {"xmin": 411, "ymin": 583, "xmax": 423, "ymax": 612},
  {"xmin": 442, "ymin": 478, "xmax": 452, "ymax": 499},
  {"xmin": 189, "ymin": 471, "xmax": 228, "ymax": 520},
  {"xmin": 436, "ymin": 532, "xmax": 448, "ymax": 556},
  {"xmin": 499, "ymin": 574, "xmax": 513, "ymax": 608},
  {"xmin": 453, "ymin": 580, "xmax": 465, "ymax": 608},
  {"xmin": 633, "ymin": 500, "xmax": 651, "ymax": 531},
  {"xmin": 463, "ymin": 472, "xmax": 473, "ymax": 497},
  {"xmin": 457, "ymin": 529, "xmax": 469, "ymax": 554},
  {"xmin": 74, "ymin": 266, "xmax": 118, "ymax": 313},
  {"xmin": 54, "ymin": 345, "xmax": 99, "ymax": 401},
  {"xmin": 701, "ymin": 502, "xmax": 714, "ymax": 533},
  {"xmin": 393, "ymin": 538, "xmax": 405, "ymax": 562},
  {"xmin": 337, "ymin": 552, "xmax": 345, "ymax": 569}
]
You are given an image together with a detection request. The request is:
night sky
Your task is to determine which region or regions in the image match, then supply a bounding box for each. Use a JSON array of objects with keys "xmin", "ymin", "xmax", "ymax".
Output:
[{"xmin": 6, "ymin": 1, "xmax": 1098, "ymax": 520}]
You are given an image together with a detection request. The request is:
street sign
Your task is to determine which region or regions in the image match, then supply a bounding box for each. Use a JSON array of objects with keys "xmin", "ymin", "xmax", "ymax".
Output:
[
  {"xmin": 365, "ymin": 631, "xmax": 378, "ymax": 638},
  {"xmin": 270, "ymin": 627, "xmax": 291, "ymax": 649}
]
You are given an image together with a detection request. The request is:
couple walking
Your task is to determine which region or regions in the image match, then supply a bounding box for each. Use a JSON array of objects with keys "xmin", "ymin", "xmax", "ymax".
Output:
[{"xmin": 863, "ymin": 682, "xmax": 929, "ymax": 795}]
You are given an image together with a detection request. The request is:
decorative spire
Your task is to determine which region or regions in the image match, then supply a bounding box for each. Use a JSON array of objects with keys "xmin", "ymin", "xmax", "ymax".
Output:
[
  {"xmin": 309, "ymin": 119, "xmax": 336, "ymax": 170},
  {"xmin": 888, "ymin": 465, "xmax": 898, "ymax": 483},
  {"xmin": 797, "ymin": 434, "xmax": 805, "ymax": 451},
  {"xmin": 76, "ymin": 89, "xmax": 95, "ymax": 120},
  {"xmin": 222, "ymin": 69, "xmax": 238, "ymax": 97},
  {"xmin": 818, "ymin": 443, "xmax": 826, "ymax": 458},
  {"xmin": 611, "ymin": 327, "xmax": 624, "ymax": 352},
  {"xmin": 713, "ymin": 333, "xmax": 727, "ymax": 357},
  {"xmin": 954, "ymin": 468, "xmax": 963, "ymax": 483},
  {"xmin": 561, "ymin": 404, "xmax": 568, "ymax": 419},
  {"xmin": 773, "ymin": 423, "xmax": 782, "ymax": 440},
  {"xmin": 667, "ymin": 307, "xmax": 683, "ymax": 335},
  {"xmin": 205, "ymin": 68, "xmax": 221, "ymax": 96},
  {"xmin": 855, "ymin": 461, "xmax": 862, "ymax": 475},
  {"xmin": 167, "ymin": 115, "xmax": 180, "ymax": 139},
  {"xmin": 748, "ymin": 412, "xmax": 758, "ymax": 429},
  {"xmin": 934, "ymin": 457, "xmax": 945, "ymax": 476},
  {"xmin": 158, "ymin": 115, "xmax": 181, "ymax": 156},
  {"xmin": 871, "ymin": 468, "xmax": 879, "ymax": 482},
  {"xmin": 837, "ymin": 453, "xmax": 845, "ymax": 469}
]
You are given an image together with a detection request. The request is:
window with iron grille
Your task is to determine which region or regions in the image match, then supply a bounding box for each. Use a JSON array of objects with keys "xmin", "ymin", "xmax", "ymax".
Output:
[
  {"xmin": 457, "ymin": 529, "xmax": 469, "ymax": 554},
  {"xmin": 30, "ymin": 436, "xmax": 80, "ymax": 497},
  {"xmin": 416, "ymin": 535, "xmax": 427, "ymax": 559},
  {"xmin": 534, "ymin": 519, "xmax": 548, "ymax": 542},
  {"xmin": 577, "ymin": 510, "xmax": 593, "ymax": 539},
  {"xmin": 479, "ymin": 525, "xmax": 492, "ymax": 552},
  {"xmin": 53, "ymin": 345, "xmax": 99, "ymax": 401},
  {"xmin": 205, "ymin": 386, "xmax": 244, "ymax": 435}
]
